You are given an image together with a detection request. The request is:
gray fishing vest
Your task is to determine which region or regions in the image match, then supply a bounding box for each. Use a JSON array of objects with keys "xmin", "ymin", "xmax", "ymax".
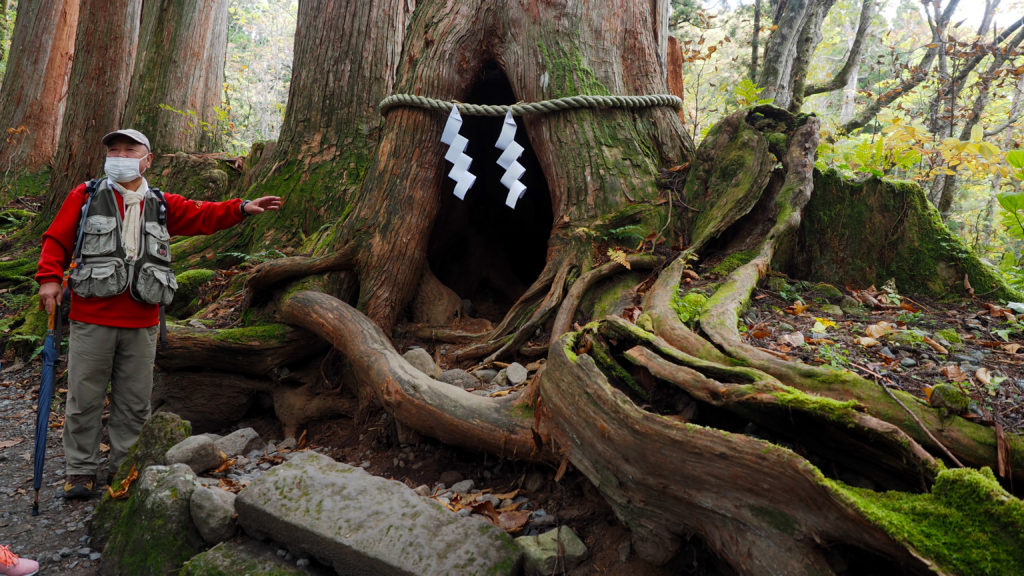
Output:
[{"xmin": 68, "ymin": 178, "xmax": 178, "ymax": 305}]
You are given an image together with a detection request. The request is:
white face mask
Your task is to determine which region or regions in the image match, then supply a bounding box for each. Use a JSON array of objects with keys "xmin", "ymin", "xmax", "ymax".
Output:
[{"xmin": 105, "ymin": 156, "xmax": 144, "ymax": 183}]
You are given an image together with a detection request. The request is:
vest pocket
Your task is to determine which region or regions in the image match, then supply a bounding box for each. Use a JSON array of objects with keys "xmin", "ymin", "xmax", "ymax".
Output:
[
  {"xmin": 135, "ymin": 262, "xmax": 178, "ymax": 305},
  {"xmin": 81, "ymin": 215, "xmax": 118, "ymax": 256},
  {"xmin": 69, "ymin": 258, "xmax": 127, "ymax": 298},
  {"xmin": 143, "ymin": 221, "xmax": 172, "ymax": 262}
]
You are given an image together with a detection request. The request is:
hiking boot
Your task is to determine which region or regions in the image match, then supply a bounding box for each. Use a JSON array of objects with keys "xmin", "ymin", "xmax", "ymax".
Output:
[
  {"xmin": 62, "ymin": 474, "xmax": 95, "ymax": 499},
  {"xmin": 0, "ymin": 545, "xmax": 39, "ymax": 576}
]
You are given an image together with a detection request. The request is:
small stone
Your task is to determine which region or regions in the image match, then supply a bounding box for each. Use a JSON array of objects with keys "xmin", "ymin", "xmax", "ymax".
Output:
[
  {"xmin": 450, "ymin": 479, "xmax": 475, "ymax": 494},
  {"xmin": 899, "ymin": 358, "xmax": 918, "ymax": 368},
  {"xmin": 403, "ymin": 347, "xmax": 439, "ymax": 378},
  {"xmin": 474, "ymin": 369, "xmax": 499, "ymax": 383},
  {"xmin": 506, "ymin": 363, "xmax": 529, "ymax": 385}
]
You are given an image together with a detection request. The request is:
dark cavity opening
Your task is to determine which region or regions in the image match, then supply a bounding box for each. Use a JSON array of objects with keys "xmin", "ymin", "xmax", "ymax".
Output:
[{"xmin": 428, "ymin": 62, "xmax": 553, "ymax": 322}]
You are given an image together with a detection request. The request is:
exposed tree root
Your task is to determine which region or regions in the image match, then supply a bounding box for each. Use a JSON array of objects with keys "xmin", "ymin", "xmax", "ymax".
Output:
[
  {"xmin": 157, "ymin": 323, "xmax": 327, "ymax": 375},
  {"xmin": 549, "ymin": 254, "xmax": 661, "ymax": 343},
  {"xmin": 279, "ymin": 290, "xmax": 549, "ymax": 462},
  {"xmin": 539, "ymin": 321, "xmax": 938, "ymax": 574},
  {"xmin": 243, "ymin": 245, "xmax": 357, "ymax": 306}
]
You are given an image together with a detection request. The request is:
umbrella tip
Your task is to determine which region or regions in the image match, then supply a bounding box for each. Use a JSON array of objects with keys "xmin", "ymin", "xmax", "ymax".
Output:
[{"xmin": 31, "ymin": 503, "xmax": 39, "ymax": 516}]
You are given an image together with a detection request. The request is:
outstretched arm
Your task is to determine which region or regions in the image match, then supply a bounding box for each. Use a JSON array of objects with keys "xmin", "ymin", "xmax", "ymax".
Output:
[{"xmin": 242, "ymin": 196, "xmax": 283, "ymax": 216}]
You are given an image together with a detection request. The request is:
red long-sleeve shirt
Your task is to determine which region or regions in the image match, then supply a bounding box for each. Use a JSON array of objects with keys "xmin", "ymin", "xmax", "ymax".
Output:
[{"xmin": 36, "ymin": 181, "xmax": 246, "ymax": 328}]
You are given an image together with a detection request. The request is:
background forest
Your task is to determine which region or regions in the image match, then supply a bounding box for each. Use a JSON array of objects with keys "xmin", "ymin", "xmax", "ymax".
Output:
[{"xmin": 4, "ymin": 0, "xmax": 1020, "ymax": 287}]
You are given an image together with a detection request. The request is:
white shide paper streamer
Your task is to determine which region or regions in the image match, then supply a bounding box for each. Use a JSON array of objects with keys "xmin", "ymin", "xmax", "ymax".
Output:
[
  {"xmin": 495, "ymin": 111, "xmax": 527, "ymax": 208},
  {"xmin": 440, "ymin": 105, "xmax": 476, "ymax": 199}
]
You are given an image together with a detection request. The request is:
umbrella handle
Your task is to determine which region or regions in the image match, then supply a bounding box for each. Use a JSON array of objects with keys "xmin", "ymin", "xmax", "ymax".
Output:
[{"xmin": 47, "ymin": 311, "xmax": 55, "ymax": 332}]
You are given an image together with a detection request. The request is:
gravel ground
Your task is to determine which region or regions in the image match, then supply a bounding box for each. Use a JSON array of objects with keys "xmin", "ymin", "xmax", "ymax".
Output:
[{"xmin": 1, "ymin": 357, "xmax": 101, "ymax": 576}]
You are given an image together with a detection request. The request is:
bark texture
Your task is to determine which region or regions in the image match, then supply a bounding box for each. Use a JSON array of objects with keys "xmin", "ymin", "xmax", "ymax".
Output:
[
  {"xmin": 46, "ymin": 0, "xmax": 142, "ymax": 215},
  {"xmin": 122, "ymin": 0, "xmax": 230, "ymax": 153},
  {"xmin": 0, "ymin": 0, "xmax": 79, "ymax": 172}
]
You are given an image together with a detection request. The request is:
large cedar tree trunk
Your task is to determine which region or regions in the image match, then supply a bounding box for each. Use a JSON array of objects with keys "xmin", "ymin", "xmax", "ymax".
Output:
[
  {"xmin": 0, "ymin": 0, "xmax": 79, "ymax": 172},
  {"xmin": 45, "ymin": 0, "xmax": 142, "ymax": 215},
  {"xmin": 121, "ymin": 0, "xmax": 230, "ymax": 153}
]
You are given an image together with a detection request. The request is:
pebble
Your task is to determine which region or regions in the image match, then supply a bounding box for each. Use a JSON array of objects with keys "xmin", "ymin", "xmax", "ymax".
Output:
[{"xmin": 900, "ymin": 358, "xmax": 917, "ymax": 368}]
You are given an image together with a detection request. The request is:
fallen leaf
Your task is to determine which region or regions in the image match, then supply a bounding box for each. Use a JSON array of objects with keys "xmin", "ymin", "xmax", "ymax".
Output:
[
  {"xmin": 900, "ymin": 301, "xmax": 920, "ymax": 313},
  {"xmin": 785, "ymin": 301, "xmax": 809, "ymax": 315},
  {"xmin": 211, "ymin": 458, "xmax": 236, "ymax": 475},
  {"xmin": 854, "ymin": 337, "xmax": 880, "ymax": 347},
  {"xmin": 922, "ymin": 336, "xmax": 948, "ymax": 354},
  {"xmin": 1003, "ymin": 343, "xmax": 1022, "ymax": 354},
  {"xmin": 865, "ymin": 321, "xmax": 895, "ymax": 339},
  {"xmin": 0, "ymin": 437, "xmax": 24, "ymax": 450},
  {"xmin": 100, "ymin": 442, "xmax": 110, "ymax": 453},
  {"xmin": 940, "ymin": 365, "xmax": 968, "ymax": 382},
  {"xmin": 976, "ymin": 367, "xmax": 991, "ymax": 386},
  {"xmin": 498, "ymin": 510, "xmax": 532, "ymax": 533},
  {"xmin": 749, "ymin": 327, "xmax": 771, "ymax": 339},
  {"xmin": 778, "ymin": 332, "xmax": 805, "ymax": 347},
  {"xmin": 107, "ymin": 464, "xmax": 139, "ymax": 500}
]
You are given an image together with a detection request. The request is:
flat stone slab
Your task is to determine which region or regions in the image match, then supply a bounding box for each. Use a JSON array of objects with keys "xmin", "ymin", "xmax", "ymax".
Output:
[{"xmin": 236, "ymin": 451, "xmax": 521, "ymax": 576}]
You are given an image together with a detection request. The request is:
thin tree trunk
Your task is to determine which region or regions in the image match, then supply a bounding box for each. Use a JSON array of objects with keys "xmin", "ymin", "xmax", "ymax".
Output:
[
  {"xmin": 122, "ymin": 0, "xmax": 230, "ymax": 153},
  {"xmin": 787, "ymin": 0, "xmax": 835, "ymax": 112},
  {"xmin": 750, "ymin": 0, "xmax": 761, "ymax": 80},
  {"xmin": 45, "ymin": 0, "xmax": 142, "ymax": 216},
  {"xmin": 758, "ymin": 0, "xmax": 811, "ymax": 108},
  {"xmin": 803, "ymin": 0, "xmax": 875, "ymax": 98},
  {"xmin": 0, "ymin": 0, "xmax": 80, "ymax": 172}
]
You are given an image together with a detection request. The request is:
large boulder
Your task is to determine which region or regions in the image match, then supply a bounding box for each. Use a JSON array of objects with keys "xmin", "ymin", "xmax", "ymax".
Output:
[
  {"xmin": 90, "ymin": 411, "xmax": 192, "ymax": 547},
  {"xmin": 236, "ymin": 451, "xmax": 522, "ymax": 575}
]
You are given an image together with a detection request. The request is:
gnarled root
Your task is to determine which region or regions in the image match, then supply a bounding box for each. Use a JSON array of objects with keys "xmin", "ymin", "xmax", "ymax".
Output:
[{"xmin": 280, "ymin": 289, "xmax": 550, "ymax": 462}]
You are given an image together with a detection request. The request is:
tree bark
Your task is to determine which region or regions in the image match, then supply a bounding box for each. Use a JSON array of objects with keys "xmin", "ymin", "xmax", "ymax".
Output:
[
  {"xmin": 121, "ymin": 0, "xmax": 230, "ymax": 153},
  {"xmin": 45, "ymin": 0, "xmax": 142, "ymax": 216},
  {"xmin": 243, "ymin": 0, "xmax": 414, "ymax": 248},
  {"xmin": 0, "ymin": 0, "xmax": 79, "ymax": 172}
]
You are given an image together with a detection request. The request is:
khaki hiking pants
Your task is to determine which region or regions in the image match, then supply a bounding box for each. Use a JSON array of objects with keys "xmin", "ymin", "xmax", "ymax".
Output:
[{"xmin": 64, "ymin": 320, "xmax": 158, "ymax": 477}]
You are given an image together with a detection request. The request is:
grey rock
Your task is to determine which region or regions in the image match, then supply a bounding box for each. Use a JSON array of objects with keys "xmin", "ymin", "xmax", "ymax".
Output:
[
  {"xmin": 166, "ymin": 435, "xmax": 223, "ymax": 475},
  {"xmin": 403, "ymin": 348, "xmax": 439, "ymax": 378},
  {"xmin": 900, "ymin": 358, "xmax": 918, "ymax": 368},
  {"xmin": 278, "ymin": 437, "xmax": 298, "ymax": 451},
  {"xmin": 474, "ymin": 369, "xmax": 499, "ymax": 383},
  {"xmin": 215, "ymin": 427, "xmax": 264, "ymax": 457},
  {"xmin": 236, "ymin": 451, "xmax": 521, "ymax": 576},
  {"xmin": 506, "ymin": 363, "xmax": 529, "ymax": 385},
  {"xmin": 190, "ymin": 486, "xmax": 238, "ymax": 544},
  {"xmin": 492, "ymin": 369, "xmax": 510, "ymax": 388},
  {"xmin": 515, "ymin": 526, "xmax": 588, "ymax": 575},
  {"xmin": 437, "ymin": 369, "xmax": 480, "ymax": 390}
]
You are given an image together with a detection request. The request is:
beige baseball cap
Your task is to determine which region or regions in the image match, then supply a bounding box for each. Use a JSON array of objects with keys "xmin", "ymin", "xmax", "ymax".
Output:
[{"xmin": 101, "ymin": 129, "xmax": 151, "ymax": 151}]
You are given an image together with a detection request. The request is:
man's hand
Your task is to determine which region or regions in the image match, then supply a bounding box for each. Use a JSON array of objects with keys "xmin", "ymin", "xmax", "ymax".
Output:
[
  {"xmin": 242, "ymin": 196, "xmax": 283, "ymax": 216},
  {"xmin": 39, "ymin": 282, "xmax": 62, "ymax": 316}
]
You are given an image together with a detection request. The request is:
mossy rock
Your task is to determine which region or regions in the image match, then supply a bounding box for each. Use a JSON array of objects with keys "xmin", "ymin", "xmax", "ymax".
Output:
[
  {"xmin": 4, "ymin": 295, "xmax": 46, "ymax": 359},
  {"xmin": 181, "ymin": 539, "xmax": 328, "ymax": 576},
  {"xmin": 90, "ymin": 412, "xmax": 192, "ymax": 548},
  {"xmin": 934, "ymin": 328, "xmax": 962, "ymax": 345},
  {"xmin": 806, "ymin": 282, "xmax": 843, "ymax": 303},
  {"xmin": 785, "ymin": 169, "xmax": 1022, "ymax": 302},
  {"xmin": 888, "ymin": 330, "xmax": 926, "ymax": 346}
]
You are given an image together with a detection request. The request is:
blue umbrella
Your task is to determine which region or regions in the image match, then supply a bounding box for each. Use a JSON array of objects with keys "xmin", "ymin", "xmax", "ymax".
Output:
[{"xmin": 32, "ymin": 310, "xmax": 60, "ymax": 516}]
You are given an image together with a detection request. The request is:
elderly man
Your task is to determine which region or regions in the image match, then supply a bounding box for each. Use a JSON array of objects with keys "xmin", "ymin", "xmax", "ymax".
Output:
[{"xmin": 36, "ymin": 129, "xmax": 282, "ymax": 498}]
